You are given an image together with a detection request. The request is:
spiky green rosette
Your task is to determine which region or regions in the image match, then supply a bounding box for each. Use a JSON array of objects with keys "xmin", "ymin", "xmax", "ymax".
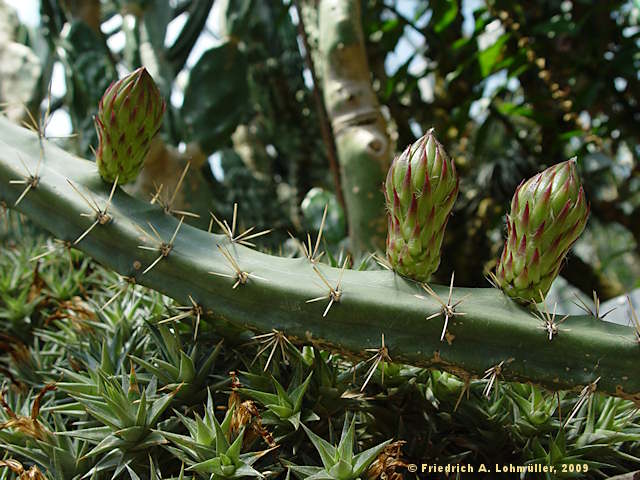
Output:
[
  {"xmin": 384, "ymin": 129, "xmax": 459, "ymax": 282},
  {"xmin": 496, "ymin": 158, "xmax": 589, "ymax": 303},
  {"xmin": 95, "ymin": 67, "xmax": 166, "ymax": 184}
]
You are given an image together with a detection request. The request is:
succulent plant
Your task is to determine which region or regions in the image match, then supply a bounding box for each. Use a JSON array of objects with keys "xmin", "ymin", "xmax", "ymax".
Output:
[
  {"xmin": 495, "ymin": 158, "xmax": 589, "ymax": 303},
  {"xmin": 95, "ymin": 67, "xmax": 166, "ymax": 184},
  {"xmin": 384, "ymin": 129, "xmax": 459, "ymax": 282},
  {"xmin": 237, "ymin": 371, "xmax": 317, "ymax": 431},
  {"xmin": 288, "ymin": 416, "xmax": 391, "ymax": 480},
  {"xmin": 160, "ymin": 391, "xmax": 267, "ymax": 479}
]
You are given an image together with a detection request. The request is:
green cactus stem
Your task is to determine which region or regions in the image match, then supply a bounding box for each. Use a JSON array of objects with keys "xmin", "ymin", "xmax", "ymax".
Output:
[
  {"xmin": 496, "ymin": 159, "xmax": 589, "ymax": 303},
  {"xmin": 385, "ymin": 130, "xmax": 459, "ymax": 282},
  {"xmin": 0, "ymin": 117, "xmax": 639, "ymax": 402},
  {"xmin": 95, "ymin": 67, "xmax": 166, "ymax": 184}
]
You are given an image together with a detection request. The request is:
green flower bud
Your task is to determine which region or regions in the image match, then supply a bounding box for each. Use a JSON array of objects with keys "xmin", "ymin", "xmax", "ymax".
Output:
[
  {"xmin": 384, "ymin": 129, "xmax": 459, "ymax": 282},
  {"xmin": 496, "ymin": 158, "xmax": 589, "ymax": 303},
  {"xmin": 95, "ymin": 67, "xmax": 165, "ymax": 184}
]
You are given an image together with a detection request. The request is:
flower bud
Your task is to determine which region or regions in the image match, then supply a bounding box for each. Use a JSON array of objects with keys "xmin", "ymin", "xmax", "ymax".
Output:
[
  {"xmin": 384, "ymin": 129, "xmax": 459, "ymax": 282},
  {"xmin": 95, "ymin": 67, "xmax": 165, "ymax": 184},
  {"xmin": 496, "ymin": 158, "xmax": 589, "ymax": 302}
]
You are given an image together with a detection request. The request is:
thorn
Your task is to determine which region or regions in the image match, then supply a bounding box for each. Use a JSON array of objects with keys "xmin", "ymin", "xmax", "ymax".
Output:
[
  {"xmin": 627, "ymin": 296, "xmax": 640, "ymax": 344},
  {"xmin": 210, "ymin": 244, "xmax": 263, "ymax": 288},
  {"xmin": 420, "ymin": 272, "xmax": 470, "ymax": 342},
  {"xmin": 290, "ymin": 204, "xmax": 328, "ymax": 263},
  {"xmin": 307, "ymin": 256, "xmax": 349, "ymax": 317},
  {"xmin": 535, "ymin": 291, "xmax": 570, "ymax": 341},
  {"xmin": 563, "ymin": 377, "xmax": 600, "ymax": 427},
  {"xmin": 10, "ymin": 153, "xmax": 40, "ymax": 206},
  {"xmin": 67, "ymin": 177, "xmax": 118, "ymax": 244},
  {"xmin": 250, "ymin": 330, "xmax": 295, "ymax": 371},
  {"xmin": 150, "ymin": 162, "xmax": 200, "ymax": 218},
  {"xmin": 101, "ymin": 275, "xmax": 136, "ymax": 311},
  {"xmin": 160, "ymin": 295, "xmax": 204, "ymax": 340},
  {"xmin": 481, "ymin": 359, "xmax": 513, "ymax": 399},
  {"xmin": 137, "ymin": 217, "xmax": 184, "ymax": 275},
  {"xmin": 572, "ymin": 290, "xmax": 616, "ymax": 321},
  {"xmin": 209, "ymin": 203, "xmax": 272, "ymax": 248},
  {"xmin": 361, "ymin": 333, "xmax": 392, "ymax": 391}
]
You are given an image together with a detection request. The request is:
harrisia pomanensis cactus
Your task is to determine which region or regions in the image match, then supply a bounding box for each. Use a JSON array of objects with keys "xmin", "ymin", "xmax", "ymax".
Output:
[
  {"xmin": 384, "ymin": 129, "xmax": 459, "ymax": 282},
  {"xmin": 95, "ymin": 67, "xmax": 166, "ymax": 184},
  {"xmin": 496, "ymin": 158, "xmax": 589, "ymax": 303},
  {"xmin": 2, "ymin": 116, "xmax": 640, "ymax": 398}
]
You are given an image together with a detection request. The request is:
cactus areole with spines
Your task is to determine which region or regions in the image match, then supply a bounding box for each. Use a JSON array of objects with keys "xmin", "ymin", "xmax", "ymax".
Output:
[
  {"xmin": 384, "ymin": 129, "xmax": 459, "ymax": 282},
  {"xmin": 496, "ymin": 158, "xmax": 590, "ymax": 303},
  {"xmin": 95, "ymin": 67, "xmax": 166, "ymax": 184}
]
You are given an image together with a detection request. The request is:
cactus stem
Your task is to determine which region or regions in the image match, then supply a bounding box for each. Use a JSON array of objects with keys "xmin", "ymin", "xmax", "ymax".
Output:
[
  {"xmin": 361, "ymin": 333, "xmax": 392, "ymax": 391},
  {"xmin": 150, "ymin": 162, "xmax": 200, "ymax": 219},
  {"xmin": 3, "ymin": 116, "xmax": 640, "ymax": 399},
  {"xmin": 307, "ymin": 256, "xmax": 348, "ymax": 317},
  {"xmin": 251, "ymin": 329, "xmax": 295, "ymax": 371},
  {"xmin": 210, "ymin": 202, "xmax": 273, "ymax": 248},
  {"xmin": 535, "ymin": 292, "xmax": 570, "ymax": 341},
  {"xmin": 420, "ymin": 272, "xmax": 470, "ymax": 342},
  {"xmin": 564, "ymin": 377, "xmax": 600, "ymax": 427}
]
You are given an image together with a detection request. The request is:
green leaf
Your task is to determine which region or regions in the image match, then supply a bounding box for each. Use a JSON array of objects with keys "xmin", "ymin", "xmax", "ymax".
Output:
[
  {"xmin": 226, "ymin": 427, "xmax": 245, "ymax": 463},
  {"xmin": 214, "ymin": 412, "xmax": 231, "ymax": 454},
  {"xmin": 338, "ymin": 416, "xmax": 355, "ymax": 464},
  {"xmin": 135, "ymin": 391, "xmax": 148, "ymax": 427},
  {"xmin": 178, "ymin": 350, "xmax": 196, "ymax": 382},
  {"xmin": 352, "ymin": 439, "xmax": 392, "ymax": 476},
  {"xmin": 328, "ymin": 459, "xmax": 353, "ymax": 480},
  {"xmin": 301, "ymin": 424, "xmax": 337, "ymax": 471},
  {"xmin": 290, "ymin": 373, "xmax": 313, "ymax": 413},
  {"xmin": 182, "ymin": 42, "xmax": 250, "ymax": 154},
  {"xmin": 237, "ymin": 387, "xmax": 280, "ymax": 407},
  {"xmin": 478, "ymin": 33, "xmax": 510, "ymax": 77},
  {"xmin": 431, "ymin": 0, "xmax": 459, "ymax": 33}
]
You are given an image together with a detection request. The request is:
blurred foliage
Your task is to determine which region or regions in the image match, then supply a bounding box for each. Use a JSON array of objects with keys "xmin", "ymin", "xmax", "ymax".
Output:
[{"xmin": 361, "ymin": 0, "xmax": 640, "ymax": 291}]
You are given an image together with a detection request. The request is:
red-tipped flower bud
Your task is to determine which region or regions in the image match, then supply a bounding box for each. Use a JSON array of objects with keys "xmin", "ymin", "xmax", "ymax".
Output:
[
  {"xmin": 95, "ymin": 67, "xmax": 166, "ymax": 184},
  {"xmin": 384, "ymin": 129, "xmax": 459, "ymax": 282},
  {"xmin": 496, "ymin": 158, "xmax": 589, "ymax": 302}
]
